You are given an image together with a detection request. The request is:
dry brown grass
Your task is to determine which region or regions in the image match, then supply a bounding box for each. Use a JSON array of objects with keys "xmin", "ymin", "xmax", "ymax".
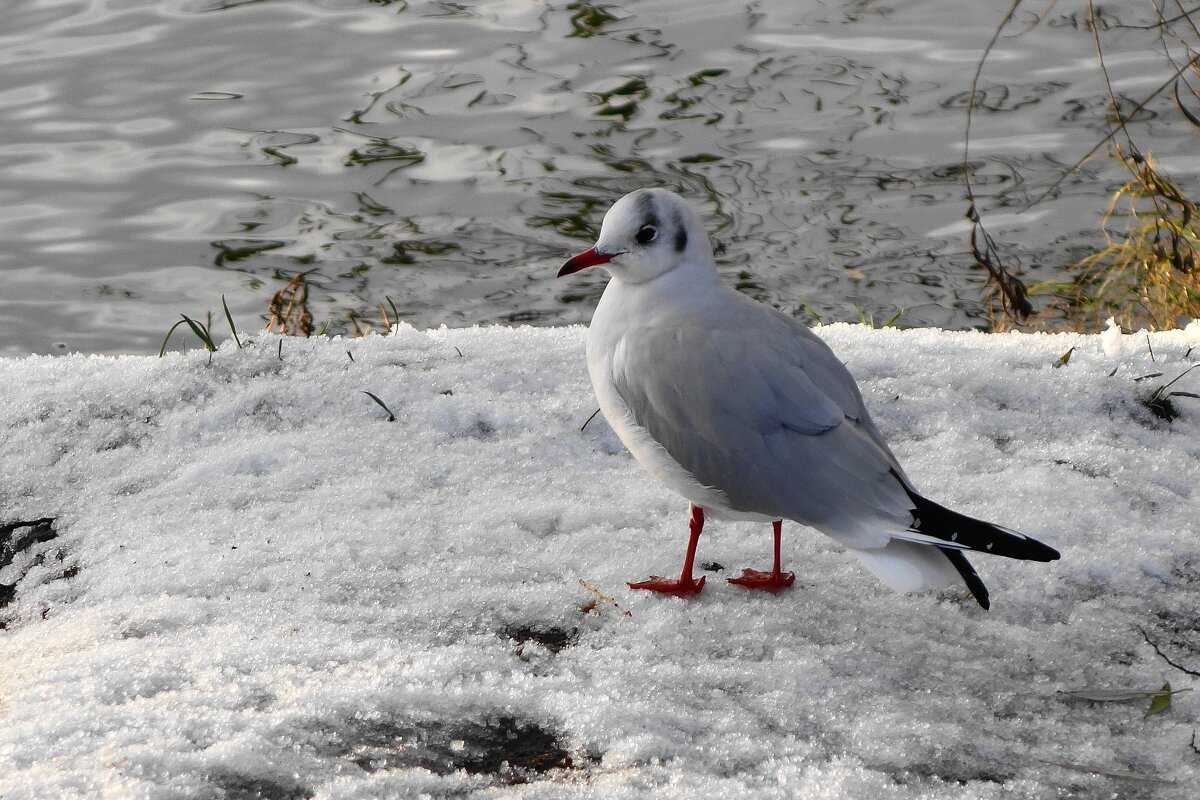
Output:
[
  {"xmin": 967, "ymin": 1, "xmax": 1200, "ymax": 333},
  {"xmin": 1034, "ymin": 148, "xmax": 1200, "ymax": 331},
  {"xmin": 266, "ymin": 273, "xmax": 314, "ymax": 337},
  {"xmin": 346, "ymin": 296, "xmax": 400, "ymax": 338}
]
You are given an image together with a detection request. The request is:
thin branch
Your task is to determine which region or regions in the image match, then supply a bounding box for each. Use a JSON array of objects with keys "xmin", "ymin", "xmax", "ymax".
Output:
[
  {"xmin": 1026, "ymin": 52, "xmax": 1200, "ymax": 209},
  {"xmin": 1163, "ymin": 0, "xmax": 1200, "ymax": 126},
  {"xmin": 1138, "ymin": 625, "xmax": 1200, "ymax": 677},
  {"xmin": 1085, "ymin": 0, "xmax": 1176, "ymax": 238},
  {"xmin": 1173, "ymin": 78, "xmax": 1200, "ymax": 126},
  {"xmin": 1014, "ymin": 0, "xmax": 1061, "ymax": 35},
  {"xmin": 964, "ymin": 0, "xmax": 1026, "ymax": 211},
  {"xmin": 1088, "ymin": 0, "xmax": 1137, "ymax": 152},
  {"xmin": 1153, "ymin": 1, "xmax": 1200, "ymax": 58},
  {"xmin": 577, "ymin": 578, "xmax": 631, "ymax": 617},
  {"xmin": 1170, "ymin": 0, "xmax": 1200, "ymax": 40},
  {"xmin": 968, "ymin": 215, "xmax": 1033, "ymax": 319},
  {"xmin": 1109, "ymin": 2, "xmax": 1200, "ymax": 31},
  {"xmin": 963, "ymin": 0, "xmax": 1035, "ymax": 323},
  {"xmin": 580, "ymin": 407, "xmax": 601, "ymax": 433},
  {"xmin": 1158, "ymin": 362, "xmax": 1200, "ymax": 392}
]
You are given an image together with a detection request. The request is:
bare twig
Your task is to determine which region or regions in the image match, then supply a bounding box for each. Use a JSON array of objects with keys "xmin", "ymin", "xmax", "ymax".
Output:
[
  {"xmin": 1173, "ymin": 78, "xmax": 1200, "ymax": 127},
  {"xmin": 1027, "ymin": 52, "xmax": 1200, "ymax": 209},
  {"xmin": 963, "ymin": 0, "xmax": 1026, "ymax": 197},
  {"xmin": 1170, "ymin": 0, "xmax": 1200, "ymax": 37},
  {"xmin": 577, "ymin": 578, "xmax": 632, "ymax": 617},
  {"xmin": 1115, "ymin": 2, "xmax": 1200, "ymax": 31},
  {"xmin": 1137, "ymin": 624, "xmax": 1200, "ymax": 677},
  {"xmin": 1157, "ymin": 1, "xmax": 1200, "ymax": 127},
  {"xmin": 1085, "ymin": 1, "xmax": 1177, "ymax": 230},
  {"xmin": 1014, "ymin": 0, "xmax": 1061, "ymax": 35},
  {"xmin": 967, "ymin": 213, "xmax": 1034, "ymax": 320},
  {"xmin": 1036, "ymin": 757, "xmax": 1174, "ymax": 783},
  {"xmin": 1089, "ymin": 1, "xmax": 1137, "ymax": 152},
  {"xmin": 964, "ymin": 0, "xmax": 1036, "ymax": 323},
  {"xmin": 580, "ymin": 408, "xmax": 601, "ymax": 432}
]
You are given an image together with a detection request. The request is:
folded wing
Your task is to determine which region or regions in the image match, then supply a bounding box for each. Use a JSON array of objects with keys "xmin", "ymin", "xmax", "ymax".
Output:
[{"xmin": 610, "ymin": 301, "xmax": 912, "ymax": 548}]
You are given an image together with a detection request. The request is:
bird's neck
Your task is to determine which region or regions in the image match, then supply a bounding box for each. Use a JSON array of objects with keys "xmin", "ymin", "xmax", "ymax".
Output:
[
  {"xmin": 612, "ymin": 255, "xmax": 723, "ymax": 293},
  {"xmin": 597, "ymin": 257, "xmax": 728, "ymax": 327}
]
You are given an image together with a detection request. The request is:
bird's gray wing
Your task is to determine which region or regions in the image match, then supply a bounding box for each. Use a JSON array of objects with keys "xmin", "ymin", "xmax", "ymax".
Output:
[{"xmin": 611, "ymin": 304, "xmax": 912, "ymax": 543}]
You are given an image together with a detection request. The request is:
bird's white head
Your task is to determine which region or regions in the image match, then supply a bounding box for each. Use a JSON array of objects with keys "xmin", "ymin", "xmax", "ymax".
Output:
[{"xmin": 557, "ymin": 188, "xmax": 714, "ymax": 284}]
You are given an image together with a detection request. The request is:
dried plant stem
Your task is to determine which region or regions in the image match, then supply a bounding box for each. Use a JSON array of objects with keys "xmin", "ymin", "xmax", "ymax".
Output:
[
  {"xmin": 963, "ymin": 0, "xmax": 1035, "ymax": 325},
  {"xmin": 1137, "ymin": 625, "xmax": 1200, "ymax": 677},
  {"xmin": 267, "ymin": 273, "xmax": 314, "ymax": 337}
]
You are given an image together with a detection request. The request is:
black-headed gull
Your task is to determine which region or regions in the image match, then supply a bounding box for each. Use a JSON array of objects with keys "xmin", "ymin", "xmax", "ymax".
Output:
[{"xmin": 558, "ymin": 188, "xmax": 1059, "ymax": 608}]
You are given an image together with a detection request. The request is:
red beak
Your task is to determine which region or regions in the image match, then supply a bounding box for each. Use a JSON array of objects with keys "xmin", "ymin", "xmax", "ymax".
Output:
[{"xmin": 557, "ymin": 247, "xmax": 613, "ymax": 277}]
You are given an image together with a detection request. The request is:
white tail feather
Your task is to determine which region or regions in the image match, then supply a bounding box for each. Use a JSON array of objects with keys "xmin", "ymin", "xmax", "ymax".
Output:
[{"xmin": 852, "ymin": 540, "xmax": 959, "ymax": 593}]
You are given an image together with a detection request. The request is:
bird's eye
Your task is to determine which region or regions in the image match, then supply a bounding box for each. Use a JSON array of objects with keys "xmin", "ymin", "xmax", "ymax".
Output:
[{"xmin": 636, "ymin": 225, "xmax": 657, "ymax": 245}]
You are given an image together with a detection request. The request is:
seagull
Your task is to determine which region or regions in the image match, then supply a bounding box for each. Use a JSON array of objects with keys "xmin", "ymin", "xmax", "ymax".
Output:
[{"xmin": 557, "ymin": 188, "xmax": 1059, "ymax": 609}]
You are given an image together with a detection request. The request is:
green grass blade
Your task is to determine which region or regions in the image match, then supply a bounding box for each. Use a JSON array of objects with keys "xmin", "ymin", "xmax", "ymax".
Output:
[
  {"xmin": 1159, "ymin": 363, "xmax": 1200, "ymax": 391},
  {"xmin": 385, "ymin": 296, "xmax": 399, "ymax": 333},
  {"xmin": 799, "ymin": 302, "xmax": 823, "ymax": 325},
  {"xmin": 221, "ymin": 295, "xmax": 243, "ymax": 349},
  {"xmin": 180, "ymin": 314, "xmax": 217, "ymax": 352},
  {"xmin": 159, "ymin": 319, "xmax": 191, "ymax": 357},
  {"xmin": 362, "ymin": 391, "xmax": 396, "ymax": 422}
]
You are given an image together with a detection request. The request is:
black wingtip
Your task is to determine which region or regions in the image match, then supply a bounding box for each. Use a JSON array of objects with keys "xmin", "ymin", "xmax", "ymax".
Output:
[
  {"xmin": 942, "ymin": 548, "xmax": 990, "ymax": 610},
  {"xmin": 891, "ymin": 469, "xmax": 1060, "ymax": 563},
  {"xmin": 1006, "ymin": 533, "xmax": 1060, "ymax": 562}
]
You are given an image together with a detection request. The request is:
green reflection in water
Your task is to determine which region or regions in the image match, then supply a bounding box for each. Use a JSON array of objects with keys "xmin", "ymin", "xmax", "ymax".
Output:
[
  {"xmin": 568, "ymin": 2, "xmax": 621, "ymax": 39},
  {"xmin": 530, "ymin": 193, "xmax": 613, "ymax": 240},
  {"xmin": 344, "ymin": 138, "xmax": 425, "ymax": 168},
  {"xmin": 346, "ymin": 68, "xmax": 415, "ymax": 125},
  {"xmin": 661, "ymin": 68, "xmax": 729, "ymax": 124},
  {"xmin": 382, "ymin": 240, "xmax": 460, "ymax": 266},
  {"xmin": 589, "ymin": 77, "xmax": 650, "ymax": 123},
  {"xmin": 212, "ymin": 239, "xmax": 288, "ymax": 268}
]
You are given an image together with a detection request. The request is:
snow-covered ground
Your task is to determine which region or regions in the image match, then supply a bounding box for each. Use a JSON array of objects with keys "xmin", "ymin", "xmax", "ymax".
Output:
[{"xmin": 2, "ymin": 322, "xmax": 1199, "ymax": 799}]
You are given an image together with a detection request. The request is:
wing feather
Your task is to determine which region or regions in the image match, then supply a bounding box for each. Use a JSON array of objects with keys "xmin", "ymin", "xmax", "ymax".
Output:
[{"xmin": 610, "ymin": 298, "xmax": 912, "ymax": 544}]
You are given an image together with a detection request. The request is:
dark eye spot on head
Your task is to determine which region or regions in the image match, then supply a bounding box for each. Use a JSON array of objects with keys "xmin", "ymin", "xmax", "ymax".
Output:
[
  {"xmin": 634, "ymin": 191, "xmax": 661, "ymax": 235},
  {"xmin": 635, "ymin": 191, "xmax": 656, "ymax": 220},
  {"xmin": 672, "ymin": 209, "xmax": 687, "ymax": 253},
  {"xmin": 636, "ymin": 225, "xmax": 657, "ymax": 245}
]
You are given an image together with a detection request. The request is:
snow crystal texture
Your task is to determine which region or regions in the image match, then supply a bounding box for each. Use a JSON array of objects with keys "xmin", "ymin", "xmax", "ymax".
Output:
[{"xmin": 1, "ymin": 322, "xmax": 1199, "ymax": 799}]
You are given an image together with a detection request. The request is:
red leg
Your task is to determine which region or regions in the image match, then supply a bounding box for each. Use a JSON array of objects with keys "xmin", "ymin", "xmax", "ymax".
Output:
[
  {"xmin": 728, "ymin": 520, "xmax": 795, "ymax": 593},
  {"xmin": 628, "ymin": 504, "xmax": 707, "ymax": 597}
]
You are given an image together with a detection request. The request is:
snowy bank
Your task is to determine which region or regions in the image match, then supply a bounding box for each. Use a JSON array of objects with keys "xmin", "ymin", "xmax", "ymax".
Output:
[{"xmin": 2, "ymin": 322, "xmax": 1199, "ymax": 799}]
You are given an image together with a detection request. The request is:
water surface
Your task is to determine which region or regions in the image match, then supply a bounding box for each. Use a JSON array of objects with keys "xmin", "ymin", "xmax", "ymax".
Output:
[{"xmin": 1, "ymin": 0, "xmax": 1195, "ymax": 355}]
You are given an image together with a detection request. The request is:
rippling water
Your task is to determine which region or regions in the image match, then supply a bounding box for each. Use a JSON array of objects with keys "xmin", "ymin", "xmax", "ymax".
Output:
[{"xmin": 1, "ymin": 0, "xmax": 1195, "ymax": 355}]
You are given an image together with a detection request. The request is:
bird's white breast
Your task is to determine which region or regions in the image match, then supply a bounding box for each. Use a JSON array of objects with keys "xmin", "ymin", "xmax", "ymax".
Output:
[{"xmin": 585, "ymin": 280, "xmax": 771, "ymax": 522}]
